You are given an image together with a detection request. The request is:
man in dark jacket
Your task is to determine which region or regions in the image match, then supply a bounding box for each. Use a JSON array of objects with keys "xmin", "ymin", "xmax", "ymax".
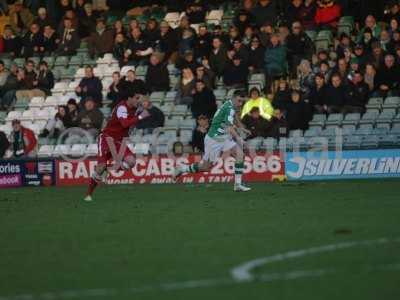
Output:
[
  {"xmin": 76, "ymin": 66, "xmax": 103, "ymax": 105},
  {"xmin": 3, "ymin": 25, "xmax": 22, "ymax": 57},
  {"xmin": 252, "ymin": 0, "xmax": 278, "ymax": 27},
  {"xmin": 137, "ymin": 97, "xmax": 165, "ymax": 134},
  {"xmin": 77, "ymin": 98, "xmax": 104, "ymax": 138},
  {"xmin": 0, "ymin": 130, "xmax": 9, "ymax": 158},
  {"xmin": 145, "ymin": 53, "xmax": 170, "ymax": 92},
  {"xmin": 286, "ymin": 90, "xmax": 312, "ymax": 130},
  {"xmin": 375, "ymin": 54, "xmax": 400, "ymax": 96},
  {"xmin": 323, "ymin": 74, "xmax": 349, "ymax": 114},
  {"xmin": 22, "ymin": 23, "xmax": 44, "ymax": 58},
  {"xmin": 223, "ymin": 55, "xmax": 249, "ymax": 89},
  {"xmin": 37, "ymin": 61, "xmax": 55, "ymax": 96},
  {"xmin": 242, "ymin": 107, "xmax": 271, "ymax": 139},
  {"xmin": 286, "ymin": 21, "xmax": 314, "ymax": 75},
  {"xmin": 56, "ymin": 17, "xmax": 80, "ymax": 56},
  {"xmin": 191, "ymin": 80, "xmax": 217, "ymax": 119},
  {"xmin": 343, "ymin": 71, "xmax": 369, "ymax": 114},
  {"xmin": 209, "ymin": 37, "xmax": 228, "ymax": 77},
  {"xmin": 88, "ymin": 18, "xmax": 114, "ymax": 58},
  {"xmin": 120, "ymin": 70, "xmax": 147, "ymax": 99}
]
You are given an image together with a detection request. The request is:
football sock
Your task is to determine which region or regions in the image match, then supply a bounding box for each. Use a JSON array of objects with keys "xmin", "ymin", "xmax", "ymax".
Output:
[
  {"xmin": 87, "ymin": 170, "xmax": 104, "ymax": 196},
  {"xmin": 234, "ymin": 162, "xmax": 244, "ymax": 185},
  {"xmin": 183, "ymin": 163, "xmax": 200, "ymax": 173}
]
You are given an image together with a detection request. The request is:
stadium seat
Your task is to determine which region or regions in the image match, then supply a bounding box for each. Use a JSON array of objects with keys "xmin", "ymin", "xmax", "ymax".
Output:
[
  {"xmin": 164, "ymin": 118, "xmax": 181, "ymax": 129},
  {"xmin": 305, "ymin": 30, "xmax": 317, "ymax": 42},
  {"xmin": 70, "ymin": 144, "xmax": 87, "ymax": 157},
  {"xmin": 382, "ymin": 97, "xmax": 400, "ymax": 110},
  {"xmin": 308, "ymin": 114, "xmax": 326, "ymax": 128},
  {"xmin": 262, "ymin": 138, "xmax": 278, "ymax": 151},
  {"xmin": 289, "ymin": 130, "xmax": 303, "ymax": 137},
  {"xmin": 29, "ymin": 97, "xmax": 45, "ymax": 108},
  {"xmin": 366, "ymin": 97, "xmax": 383, "ymax": 111},
  {"xmin": 378, "ymin": 134, "xmax": 398, "ymax": 148},
  {"xmin": 43, "ymin": 96, "xmax": 60, "ymax": 107},
  {"xmin": 164, "ymin": 91, "xmax": 177, "ymax": 103},
  {"xmin": 247, "ymin": 138, "xmax": 263, "ymax": 151},
  {"xmin": 355, "ymin": 127, "xmax": 373, "ymax": 136},
  {"xmin": 52, "ymin": 82, "xmax": 70, "ymax": 95},
  {"xmin": 0, "ymin": 123, "xmax": 12, "ymax": 135},
  {"xmin": 376, "ymin": 110, "xmax": 395, "ymax": 124},
  {"xmin": 54, "ymin": 56, "xmax": 70, "ymax": 67},
  {"xmin": 344, "ymin": 135, "xmax": 362, "ymax": 150},
  {"xmin": 325, "ymin": 113, "xmax": 343, "ymax": 128},
  {"xmin": 20, "ymin": 110, "xmax": 35, "ymax": 121},
  {"xmin": 38, "ymin": 145, "xmax": 55, "ymax": 158},
  {"xmin": 304, "ymin": 127, "xmax": 322, "ymax": 137},
  {"xmin": 315, "ymin": 30, "xmax": 333, "ymax": 50},
  {"xmin": 180, "ymin": 118, "xmax": 196, "ymax": 129},
  {"xmin": 5, "ymin": 111, "xmax": 22, "ymax": 122},
  {"xmin": 53, "ymin": 144, "xmax": 71, "ymax": 157},
  {"xmin": 69, "ymin": 55, "xmax": 83, "ymax": 67},
  {"xmin": 342, "ymin": 113, "xmax": 361, "ymax": 127},
  {"xmin": 361, "ymin": 135, "xmax": 379, "ymax": 149},
  {"xmin": 320, "ymin": 127, "xmax": 338, "ymax": 137},
  {"xmin": 359, "ymin": 111, "xmax": 379, "ymax": 125}
]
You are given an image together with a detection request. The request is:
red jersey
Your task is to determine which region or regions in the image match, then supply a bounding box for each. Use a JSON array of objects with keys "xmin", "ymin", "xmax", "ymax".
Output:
[{"xmin": 101, "ymin": 101, "xmax": 139, "ymax": 141}]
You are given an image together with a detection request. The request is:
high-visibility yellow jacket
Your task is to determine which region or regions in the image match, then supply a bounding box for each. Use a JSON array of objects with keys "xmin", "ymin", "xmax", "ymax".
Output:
[{"xmin": 241, "ymin": 97, "xmax": 274, "ymax": 121}]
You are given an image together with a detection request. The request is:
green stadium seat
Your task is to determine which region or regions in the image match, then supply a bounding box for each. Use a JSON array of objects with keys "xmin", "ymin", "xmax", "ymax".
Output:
[
  {"xmin": 359, "ymin": 111, "xmax": 379, "ymax": 125},
  {"xmin": 342, "ymin": 113, "xmax": 361, "ymax": 126},
  {"xmin": 355, "ymin": 127, "xmax": 373, "ymax": 135},
  {"xmin": 366, "ymin": 97, "xmax": 383, "ymax": 111},
  {"xmin": 54, "ymin": 56, "xmax": 70, "ymax": 67},
  {"xmin": 338, "ymin": 16, "xmax": 354, "ymax": 35},
  {"xmin": 376, "ymin": 110, "xmax": 395, "ymax": 124},
  {"xmin": 304, "ymin": 127, "xmax": 321, "ymax": 137},
  {"xmin": 305, "ymin": 30, "xmax": 317, "ymax": 42},
  {"xmin": 262, "ymin": 138, "xmax": 278, "ymax": 150},
  {"xmin": 361, "ymin": 135, "xmax": 379, "ymax": 149},
  {"xmin": 315, "ymin": 30, "xmax": 333, "ymax": 50},
  {"xmin": 325, "ymin": 113, "xmax": 343, "ymax": 127},
  {"xmin": 378, "ymin": 134, "xmax": 398, "ymax": 148},
  {"xmin": 42, "ymin": 56, "xmax": 55, "ymax": 68},
  {"xmin": 309, "ymin": 114, "xmax": 326, "ymax": 128},
  {"xmin": 344, "ymin": 135, "xmax": 362, "ymax": 150},
  {"xmin": 69, "ymin": 55, "xmax": 83, "ymax": 67},
  {"xmin": 383, "ymin": 97, "xmax": 400, "ymax": 110},
  {"xmin": 320, "ymin": 127, "xmax": 338, "ymax": 137},
  {"xmin": 14, "ymin": 57, "xmax": 25, "ymax": 68}
]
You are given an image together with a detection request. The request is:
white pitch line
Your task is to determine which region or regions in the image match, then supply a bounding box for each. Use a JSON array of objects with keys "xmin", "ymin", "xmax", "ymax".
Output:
[
  {"xmin": 1, "ymin": 238, "xmax": 400, "ymax": 300},
  {"xmin": 231, "ymin": 237, "xmax": 400, "ymax": 282}
]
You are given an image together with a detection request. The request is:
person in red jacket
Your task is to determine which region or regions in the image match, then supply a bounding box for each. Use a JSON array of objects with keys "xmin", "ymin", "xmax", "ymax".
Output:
[
  {"xmin": 315, "ymin": 0, "xmax": 341, "ymax": 29},
  {"xmin": 9, "ymin": 119, "xmax": 37, "ymax": 158},
  {"xmin": 85, "ymin": 92, "xmax": 150, "ymax": 202}
]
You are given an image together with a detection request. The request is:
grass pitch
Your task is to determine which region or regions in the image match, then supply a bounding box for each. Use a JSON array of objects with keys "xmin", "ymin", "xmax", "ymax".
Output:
[{"xmin": 0, "ymin": 180, "xmax": 400, "ymax": 300}]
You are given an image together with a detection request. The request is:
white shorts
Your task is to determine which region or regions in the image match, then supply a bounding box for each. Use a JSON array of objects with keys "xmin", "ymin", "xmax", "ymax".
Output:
[{"xmin": 203, "ymin": 135, "xmax": 238, "ymax": 163}]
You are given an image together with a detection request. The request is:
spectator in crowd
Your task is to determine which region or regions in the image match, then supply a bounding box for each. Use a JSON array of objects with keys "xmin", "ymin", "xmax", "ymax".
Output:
[
  {"xmin": 195, "ymin": 63, "xmax": 214, "ymax": 90},
  {"xmin": 157, "ymin": 21, "xmax": 178, "ymax": 62},
  {"xmin": 364, "ymin": 63, "xmax": 376, "ymax": 92},
  {"xmin": 315, "ymin": 0, "xmax": 342, "ymax": 29},
  {"xmin": 191, "ymin": 79, "xmax": 217, "ymax": 120},
  {"xmin": 286, "ymin": 0, "xmax": 304, "ymax": 26},
  {"xmin": 0, "ymin": 60, "xmax": 8, "ymax": 88},
  {"xmin": 273, "ymin": 79, "xmax": 292, "ymax": 111},
  {"xmin": 286, "ymin": 90, "xmax": 311, "ymax": 130},
  {"xmin": 176, "ymin": 67, "xmax": 195, "ymax": 105},
  {"xmin": 287, "ymin": 21, "xmax": 314, "ymax": 76},
  {"xmin": 15, "ymin": 60, "xmax": 46, "ymax": 101},
  {"xmin": 145, "ymin": 52, "xmax": 170, "ymax": 92},
  {"xmin": 56, "ymin": 17, "xmax": 80, "ymax": 55},
  {"xmin": 252, "ymin": 0, "xmax": 277, "ymax": 27},
  {"xmin": 358, "ymin": 15, "xmax": 382, "ymax": 42},
  {"xmin": 9, "ymin": 119, "xmax": 37, "ymax": 158},
  {"xmin": 0, "ymin": 129, "xmax": 9, "ymax": 158},
  {"xmin": 242, "ymin": 87, "xmax": 274, "ymax": 121},
  {"xmin": 374, "ymin": 54, "xmax": 400, "ymax": 96},
  {"xmin": 78, "ymin": 3, "xmax": 98, "ymax": 39},
  {"xmin": 42, "ymin": 24, "xmax": 58, "ymax": 54},
  {"xmin": 88, "ymin": 17, "xmax": 114, "ymax": 58},
  {"xmin": 231, "ymin": 37, "xmax": 249, "ymax": 65},
  {"xmin": 9, "ymin": 2, "xmax": 34, "ymax": 35},
  {"xmin": 75, "ymin": 66, "xmax": 103, "ymax": 105},
  {"xmin": 66, "ymin": 98, "xmax": 80, "ymax": 127},
  {"xmin": 298, "ymin": 59, "xmax": 315, "ymax": 98},
  {"xmin": 120, "ymin": 69, "xmax": 147, "ymax": 99},
  {"xmin": 144, "ymin": 18, "xmax": 160, "ymax": 46},
  {"xmin": 126, "ymin": 27, "xmax": 153, "ymax": 66},
  {"xmin": 242, "ymin": 107, "xmax": 271, "ymax": 139},
  {"xmin": 194, "ymin": 24, "xmax": 212, "ymax": 59},
  {"xmin": 247, "ymin": 35, "xmax": 265, "ymax": 73},
  {"xmin": 309, "ymin": 73, "xmax": 329, "ymax": 113},
  {"xmin": 77, "ymin": 97, "xmax": 104, "ymax": 138},
  {"xmin": 3, "ymin": 25, "xmax": 22, "ymax": 57},
  {"xmin": 223, "ymin": 54, "xmax": 248, "ymax": 89},
  {"xmin": 113, "ymin": 33, "xmax": 129, "ymax": 67},
  {"xmin": 323, "ymin": 73, "xmax": 348, "ymax": 113},
  {"xmin": 36, "ymin": 61, "xmax": 54, "ymax": 96},
  {"xmin": 298, "ymin": 0, "xmax": 317, "ymax": 30},
  {"xmin": 107, "ymin": 71, "xmax": 123, "ymax": 107},
  {"xmin": 343, "ymin": 71, "xmax": 369, "ymax": 113},
  {"xmin": 0, "ymin": 64, "xmax": 18, "ymax": 110},
  {"xmin": 191, "ymin": 115, "xmax": 209, "ymax": 153},
  {"xmin": 39, "ymin": 105, "xmax": 72, "ymax": 138},
  {"xmin": 34, "ymin": 7, "xmax": 54, "ymax": 30},
  {"xmin": 209, "ymin": 37, "xmax": 228, "ymax": 77},
  {"xmin": 264, "ymin": 33, "xmax": 287, "ymax": 92},
  {"xmin": 176, "ymin": 49, "xmax": 198, "ymax": 72},
  {"xmin": 22, "ymin": 22, "xmax": 43, "ymax": 57},
  {"xmin": 137, "ymin": 97, "xmax": 165, "ymax": 134}
]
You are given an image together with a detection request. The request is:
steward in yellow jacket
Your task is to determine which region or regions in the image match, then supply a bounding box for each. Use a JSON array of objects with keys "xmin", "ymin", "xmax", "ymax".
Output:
[{"xmin": 241, "ymin": 87, "xmax": 274, "ymax": 121}]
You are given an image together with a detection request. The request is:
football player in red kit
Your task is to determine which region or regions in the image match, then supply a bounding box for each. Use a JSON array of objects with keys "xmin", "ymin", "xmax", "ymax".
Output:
[{"xmin": 84, "ymin": 93, "xmax": 150, "ymax": 201}]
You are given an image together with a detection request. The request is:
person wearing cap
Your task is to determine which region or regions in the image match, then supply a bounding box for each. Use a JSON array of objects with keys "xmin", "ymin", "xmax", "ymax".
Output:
[
  {"xmin": 145, "ymin": 52, "xmax": 170, "ymax": 93},
  {"xmin": 8, "ymin": 1, "xmax": 34, "ymax": 35},
  {"xmin": 241, "ymin": 87, "xmax": 274, "ymax": 121},
  {"xmin": 8, "ymin": 119, "xmax": 37, "ymax": 158},
  {"xmin": 77, "ymin": 97, "xmax": 104, "ymax": 139},
  {"xmin": 223, "ymin": 54, "xmax": 249, "ymax": 89}
]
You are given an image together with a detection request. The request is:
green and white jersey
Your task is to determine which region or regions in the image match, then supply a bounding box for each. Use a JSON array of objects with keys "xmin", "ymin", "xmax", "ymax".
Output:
[{"xmin": 207, "ymin": 100, "xmax": 235, "ymax": 141}]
